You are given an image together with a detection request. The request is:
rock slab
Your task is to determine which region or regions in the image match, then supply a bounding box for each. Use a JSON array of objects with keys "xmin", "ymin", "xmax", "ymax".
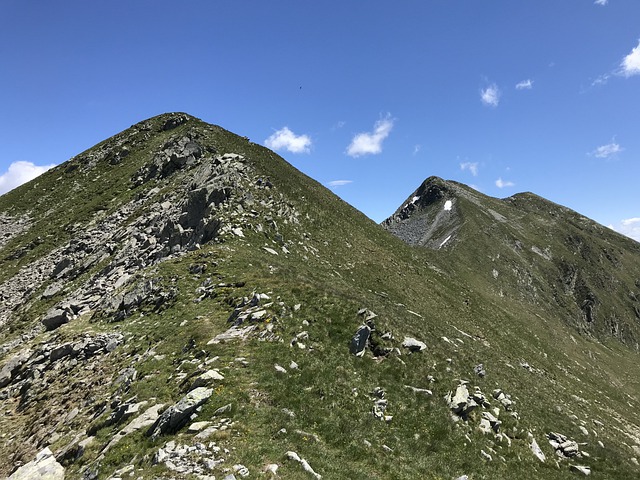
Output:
[
  {"xmin": 147, "ymin": 387, "xmax": 213, "ymax": 438},
  {"xmin": 9, "ymin": 447, "xmax": 65, "ymax": 479}
]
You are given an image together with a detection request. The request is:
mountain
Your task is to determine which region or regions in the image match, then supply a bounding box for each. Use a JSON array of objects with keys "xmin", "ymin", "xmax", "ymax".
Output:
[
  {"xmin": 1, "ymin": 113, "xmax": 639, "ymax": 479},
  {"xmin": 383, "ymin": 176, "xmax": 640, "ymax": 347}
]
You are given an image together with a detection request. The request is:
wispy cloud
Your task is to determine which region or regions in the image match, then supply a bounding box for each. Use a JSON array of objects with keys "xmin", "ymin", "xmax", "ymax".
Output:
[
  {"xmin": 327, "ymin": 180, "xmax": 353, "ymax": 188},
  {"xmin": 515, "ymin": 79, "xmax": 533, "ymax": 90},
  {"xmin": 480, "ymin": 84, "xmax": 501, "ymax": 107},
  {"xmin": 265, "ymin": 127, "xmax": 312, "ymax": 154},
  {"xmin": 594, "ymin": 0, "xmax": 608, "ymax": 5},
  {"xmin": 0, "ymin": 161, "xmax": 56, "ymax": 195},
  {"xmin": 460, "ymin": 161, "xmax": 479, "ymax": 176},
  {"xmin": 412, "ymin": 145, "xmax": 421, "ymax": 156},
  {"xmin": 591, "ymin": 73, "xmax": 611, "ymax": 87},
  {"xmin": 591, "ymin": 142, "xmax": 623, "ymax": 158},
  {"xmin": 495, "ymin": 177, "xmax": 515, "ymax": 188},
  {"xmin": 346, "ymin": 114, "xmax": 394, "ymax": 157},
  {"xmin": 621, "ymin": 40, "xmax": 640, "ymax": 78},
  {"xmin": 331, "ymin": 121, "xmax": 346, "ymax": 131},
  {"xmin": 609, "ymin": 217, "xmax": 640, "ymax": 242}
]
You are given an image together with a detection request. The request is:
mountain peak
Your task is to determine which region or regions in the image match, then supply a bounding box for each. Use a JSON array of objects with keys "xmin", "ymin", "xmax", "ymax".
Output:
[{"xmin": 2, "ymin": 121, "xmax": 640, "ymax": 479}]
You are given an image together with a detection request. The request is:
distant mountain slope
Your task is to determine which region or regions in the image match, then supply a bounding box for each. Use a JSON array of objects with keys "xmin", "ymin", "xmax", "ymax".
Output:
[
  {"xmin": 383, "ymin": 176, "xmax": 640, "ymax": 348},
  {"xmin": 1, "ymin": 114, "xmax": 639, "ymax": 479}
]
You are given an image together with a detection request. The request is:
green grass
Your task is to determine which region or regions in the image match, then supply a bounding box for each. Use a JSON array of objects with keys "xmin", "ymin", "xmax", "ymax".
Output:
[{"xmin": 1, "ymin": 113, "xmax": 639, "ymax": 479}]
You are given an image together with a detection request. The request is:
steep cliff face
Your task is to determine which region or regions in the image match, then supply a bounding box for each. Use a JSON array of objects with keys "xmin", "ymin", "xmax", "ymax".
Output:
[{"xmin": 1, "ymin": 115, "xmax": 640, "ymax": 479}]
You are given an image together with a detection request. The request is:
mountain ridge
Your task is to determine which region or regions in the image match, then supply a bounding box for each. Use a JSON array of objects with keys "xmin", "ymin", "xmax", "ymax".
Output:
[{"xmin": 1, "ymin": 113, "xmax": 640, "ymax": 479}]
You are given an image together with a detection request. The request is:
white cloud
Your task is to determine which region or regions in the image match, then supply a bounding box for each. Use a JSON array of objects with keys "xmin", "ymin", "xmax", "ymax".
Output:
[
  {"xmin": 594, "ymin": 0, "xmax": 608, "ymax": 5},
  {"xmin": 591, "ymin": 142, "xmax": 623, "ymax": 158},
  {"xmin": 460, "ymin": 162, "xmax": 479, "ymax": 176},
  {"xmin": 480, "ymin": 84, "xmax": 501, "ymax": 107},
  {"xmin": 0, "ymin": 161, "xmax": 56, "ymax": 195},
  {"xmin": 609, "ymin": 218, "xmax": 640, "ymax": 242},
  {"xmin": 495, "ymin": 177, "xmax": 515, "ymax": 188},
  {"xmin": 412, "ymin": 144, "xmax": 421, "ymax": 156},
  {"xmin": 346, "ymin": 114, "xmax": 394, "ymax": 157},
  {"xmin": 327, "ymin": 180, "xmax": 353, "ymax": 188},
  {"xmin": 264, "ymin": 127, "xmax": 312, "ymax": 154},
  {"xmin": 621, "ymin": 40, "xmax": 640, "ymax": 78},
  {"xmin": 592, "ymin": 40, "xmax": 640, "ymax": 86},
  {"xmin": 515, "ymin": 79, "xmax": 533, "ymax": 90}
]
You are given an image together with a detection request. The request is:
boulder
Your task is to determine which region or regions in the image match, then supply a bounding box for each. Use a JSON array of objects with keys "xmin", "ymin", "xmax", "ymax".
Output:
[
  {"xmin": 42, "ymin": 308, "xmax": 71, "ymax": 330},
  {"xmin": 147, "ymin": 387, "xmax": 213, "ymax": 439},
  {"xmin": 0, "ymin": 350, "xmax": 32, "ymax": 388},
  {"xmin": 350, "ymin": 325, "xmax": 371, "ymax": 356},
  {"xmin": 446, "ymin": 384, "xmax": 471, "ymax": 414},
  {"xmin": 402, "ymin": 336, "xmax": 426, "ymax": 352},
  {"xmin": 8, "ymin": 447, "xmax": 65, "ymax": 479}
]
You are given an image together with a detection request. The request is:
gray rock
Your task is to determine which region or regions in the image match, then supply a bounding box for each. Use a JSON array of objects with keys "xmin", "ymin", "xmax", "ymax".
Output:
[
  {"xmin": 147, "ymin": 387, "xmax": 213, "ymax": 438},
  {"xmin": 0, "ymin": 350, "xmax": 31, "ymax": 388},
  {"xmin": 401, "ymin": 336, "xmax": 426, "ymax": 352},
  {"xmin": 50, "ymin": 343, "xmax": 74, "ymax": 362},
  {"xmin": 404, "ymin": 385, "xmax": 433, "ymax": 396},
  {"xmin": 190, "ymin": 369, "xmax": 224, "ymax": 389},
  {"xmin": 474, "ymin": 363, "xmax": 486, "ymax": 377},
  {"xmin": 350, "ymin": 325, "xmax": 371, "ymax": 356},
  {"xmin": 187, "ymin": 421, "xmax": 211, "ymax": 433},
  {"xmin": 530, "ymin": 437, "xmax": 546, "ymax": 462},
  {"xmin": 213, "ymin": 403, "xmax": 232, "ymax": 416},
  {"xmin": 286, "ymin": 451, "xmax": 322, "ymax": 479},
  {"xmin": 8, "ymin": 447, "xmax": 65, "ymax": 479},
  {"xmin": 570, "ymin": 465, "xmax": 591, "ymax": 475},
  {"xmin": 446, "ymin": 384, "xmax": 473, "ymax": 415},
  {"xmin": 41, "ymin": 283, "xmax": 62, "ymax": 299},
  {"xmin": 42, "ymin": 307, "xmax": 71, "ymax": 330}
]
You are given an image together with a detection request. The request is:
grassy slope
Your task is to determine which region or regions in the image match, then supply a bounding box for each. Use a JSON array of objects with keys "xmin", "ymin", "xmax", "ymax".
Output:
[{"xmin": 0, "ymin": 114, "xmax": 639, "ymax": 479}]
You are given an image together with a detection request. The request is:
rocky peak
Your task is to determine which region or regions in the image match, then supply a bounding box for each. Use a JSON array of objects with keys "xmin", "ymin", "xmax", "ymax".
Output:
[{"xmin": 1, "ymin": 115, "xmax": 640, "ymax": 479}]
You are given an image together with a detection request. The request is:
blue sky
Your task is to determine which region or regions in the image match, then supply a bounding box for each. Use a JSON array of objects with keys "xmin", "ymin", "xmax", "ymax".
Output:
[{"xmin": 1, "ymin": 1, "xmax": 639, "ymax": 240}]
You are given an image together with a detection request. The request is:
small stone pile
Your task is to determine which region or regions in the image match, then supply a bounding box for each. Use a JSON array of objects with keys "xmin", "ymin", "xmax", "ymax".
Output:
[
  {"xmin": 153, "ymin": 440, "xmax": 225, "ymax": 479},
  {"xmin": 370, "ymin": 387, "xmax": 393, "ymax": 422},
  {"xmin": 547, "ymin": 432, "xmax": 588, "ymax": 458},
  {"xmin": 445, "ymin": 381, "xmax": 491, "ymax": 419}
]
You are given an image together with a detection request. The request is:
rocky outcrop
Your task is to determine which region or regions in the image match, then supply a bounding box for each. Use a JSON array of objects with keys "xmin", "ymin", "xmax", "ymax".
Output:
[
  {"xmin": 547, "ymin": 432, "xmax": 587, "ymax": 458},
  {"xmin": 8, "ymin": 447, "xmax": 64, "ymax": 479},
  {"xmin": 349, "ymin": 325, "xmax": 371, "ymax": 357},
  {"xmin": 0, "ymin": 333, "xmax": 123, "ymax": 405},
  {"xmin": 147, "ymin": 387, "xmax": 213, "ymax": 439}
]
